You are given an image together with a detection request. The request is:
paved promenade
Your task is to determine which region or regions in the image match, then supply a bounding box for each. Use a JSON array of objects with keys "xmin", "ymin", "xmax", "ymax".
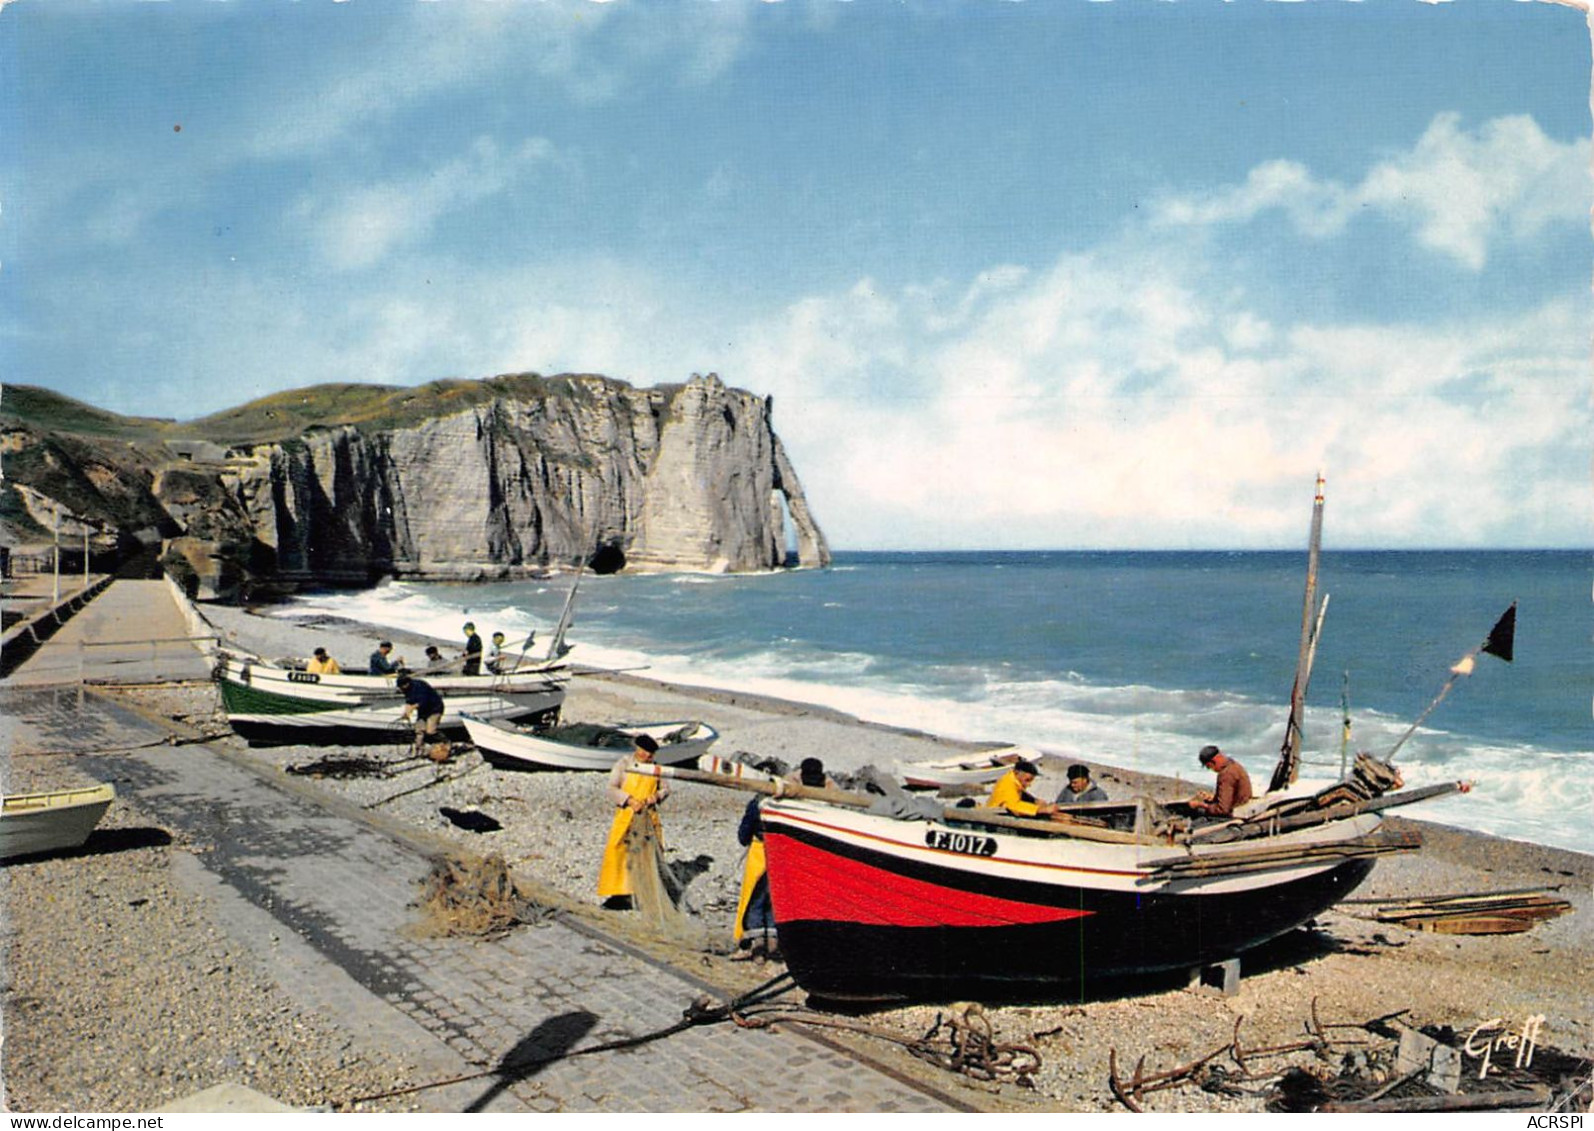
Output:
[
  {"xmin": 2, "ymin": 582, "xmax": 962, "ymax": 1113},
  {"xmin": 3, "ymin": 578, "xmax": 214, "ymax": 686}
]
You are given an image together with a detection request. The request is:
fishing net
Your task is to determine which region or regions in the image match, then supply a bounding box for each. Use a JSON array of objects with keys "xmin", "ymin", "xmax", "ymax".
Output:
[
  {"xmin": 286, "ymin": 755, "xmax": 392, "ymax": 779},
  {"xmin": 414, "ymin": 853, "xmax": 553, "ymax": 940},
  {"xmin": 625, "ymin": 813, "xmax": 711, "ymax": 948},
  {"xmin": 546, "ymin": 723, "xmax": 637, "ymax": 750}
]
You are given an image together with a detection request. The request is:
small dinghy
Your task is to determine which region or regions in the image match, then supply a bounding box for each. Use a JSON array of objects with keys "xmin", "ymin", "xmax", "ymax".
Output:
[
  {"xmin": 897, "ymin": 747, "xmax": 1033, "ymax": 790},
  {"xmin": 463, "ymin": 714, "xmax": 718, "ymax": 772},
  {"xmin": 2, "ymin": 783, "xmax": 116, "ymax": 861}
]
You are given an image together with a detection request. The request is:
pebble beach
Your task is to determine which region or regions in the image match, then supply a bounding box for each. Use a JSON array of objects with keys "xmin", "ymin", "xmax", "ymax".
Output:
[{"xmin": 4, "ymin": 598, "xmax": 1591, "ymax": 1113}]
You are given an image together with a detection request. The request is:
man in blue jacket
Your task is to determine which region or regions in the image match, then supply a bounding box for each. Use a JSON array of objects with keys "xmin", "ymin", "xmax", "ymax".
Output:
[{"xmin": 397, "ymin": 674, "xmax": 446, "ymax": 758}]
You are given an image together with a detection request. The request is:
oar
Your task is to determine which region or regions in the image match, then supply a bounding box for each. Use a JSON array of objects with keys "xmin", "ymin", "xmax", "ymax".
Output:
[
  {"xmin": 1384, "ymin": 602, "xmax": 1516, "ymax": 763},
  {"xmin": 628, "ymin": 762, "xmax": 1150, "ymax": 843}
]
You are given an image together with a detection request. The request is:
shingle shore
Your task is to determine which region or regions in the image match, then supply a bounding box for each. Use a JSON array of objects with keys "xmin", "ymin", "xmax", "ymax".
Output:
[{"xmin": 3, "ymin": 601, "xmax": 1589, "ymax": 1113}]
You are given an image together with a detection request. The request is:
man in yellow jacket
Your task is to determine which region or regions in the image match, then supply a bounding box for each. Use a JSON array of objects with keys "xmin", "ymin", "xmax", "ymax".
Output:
[
  {"xmin": 598, "ymin": 734, "xmax": 667, "ymax": 911},
  {"xmin": 987, "ymin": 759, "xmax": 1070, "ymax": 821},
  {"xmin": 306, "ymin": 647, "xmax": 342, "ymax": 675}
]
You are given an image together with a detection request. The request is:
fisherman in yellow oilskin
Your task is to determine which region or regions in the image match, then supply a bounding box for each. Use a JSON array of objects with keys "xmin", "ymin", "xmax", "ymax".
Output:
[
  {"xmin": 987, "ymin": 758, "xmax": 1072, "ymax": 823},
  {"xmin": 597, "ymin": 734, "xmax": 668, "ymax": 911}
]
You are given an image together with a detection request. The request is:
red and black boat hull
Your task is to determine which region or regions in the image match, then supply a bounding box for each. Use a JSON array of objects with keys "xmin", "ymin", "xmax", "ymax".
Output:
[{"xmin": 763, "ymin": 815, "xmax": 1375, "ymax": 1002}]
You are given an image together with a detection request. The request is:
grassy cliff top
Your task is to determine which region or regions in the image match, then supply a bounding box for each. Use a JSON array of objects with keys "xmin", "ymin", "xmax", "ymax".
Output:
[
  {"xmin": 0, "ymin": 385, "xmax": 178, "ymax": 440},
  {"xmin": 3, "ymin": 372, "xmax": 656, "ymax": 445}
]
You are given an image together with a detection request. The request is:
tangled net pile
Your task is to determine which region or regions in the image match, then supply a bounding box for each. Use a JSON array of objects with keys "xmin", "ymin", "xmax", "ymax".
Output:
[{"xmin": 415, "ymin": 854, "xmax": 553, "ymax": 940}]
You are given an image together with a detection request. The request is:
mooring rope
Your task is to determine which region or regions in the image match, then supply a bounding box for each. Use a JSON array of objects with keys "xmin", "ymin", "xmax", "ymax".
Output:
[{"xmin": 339, "ymin": 971, "xmax": 798, "ymax": 1108}]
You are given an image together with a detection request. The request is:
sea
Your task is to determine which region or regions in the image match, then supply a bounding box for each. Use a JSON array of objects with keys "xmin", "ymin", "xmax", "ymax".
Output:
[{"xmin": 269, "ymin": 550, "xmax": 1593, "ymax": 856}]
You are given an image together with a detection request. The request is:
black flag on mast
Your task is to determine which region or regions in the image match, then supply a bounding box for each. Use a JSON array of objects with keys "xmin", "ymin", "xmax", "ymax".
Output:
[
  {"xmin": 1481, "ymin": 601, "xmax": 1516, "ymax": 663},
  {"xmin": 1390, "ymin": 600, "xmax": 1518, "ymax": 761}
]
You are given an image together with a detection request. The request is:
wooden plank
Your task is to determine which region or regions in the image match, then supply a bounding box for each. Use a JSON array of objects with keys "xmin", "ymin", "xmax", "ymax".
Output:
[
  {"xmin": 1412, "ymin": 915, "xmax": 1536, "ymax": 935},
  {"xmin": 1319, "ymin": 1084, "xmax": 1551, "ymax": 1112}
]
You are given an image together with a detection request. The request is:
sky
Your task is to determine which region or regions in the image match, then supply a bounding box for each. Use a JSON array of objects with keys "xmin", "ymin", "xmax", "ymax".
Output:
[{"xmin": 1, "ymin": 1, "xmax": 1590, "ymax": 551}]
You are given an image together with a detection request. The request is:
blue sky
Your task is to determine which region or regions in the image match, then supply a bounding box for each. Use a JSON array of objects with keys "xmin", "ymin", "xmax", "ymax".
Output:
[{"xmin": 2, "ymin": 1, "xmax": 1589, "ymax": 550}]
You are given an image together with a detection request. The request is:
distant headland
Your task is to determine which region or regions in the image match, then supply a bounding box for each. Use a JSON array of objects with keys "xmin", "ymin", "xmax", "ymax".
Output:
[{"xmin": 0, "ymin": 372, "xmax": 830, "ymax": 600}]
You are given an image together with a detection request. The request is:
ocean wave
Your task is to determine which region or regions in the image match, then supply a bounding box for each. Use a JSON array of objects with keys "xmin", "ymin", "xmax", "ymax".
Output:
[{"xmin": 272, "ymin": 584, "xmax": 1593, "ymax": 854}]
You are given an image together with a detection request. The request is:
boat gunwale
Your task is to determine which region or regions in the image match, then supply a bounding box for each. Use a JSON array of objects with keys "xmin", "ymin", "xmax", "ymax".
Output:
[{"xmin": 3, "ymin": 783, "xmax": 118, "ymax": 813}]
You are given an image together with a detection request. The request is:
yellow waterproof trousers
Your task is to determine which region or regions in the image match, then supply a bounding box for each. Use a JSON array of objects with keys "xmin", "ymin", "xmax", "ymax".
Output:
[
  {"xmin": 732, "ymin": 839, "xmax": 767, "ymax": 944},
  {"xmin": 597, "ymin": 771, "xmax": 662, "ymax": 898}
]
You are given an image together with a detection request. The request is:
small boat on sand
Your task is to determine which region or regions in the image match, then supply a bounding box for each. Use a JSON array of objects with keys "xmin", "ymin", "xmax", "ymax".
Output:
[
  {"xmin": 897, "ymin": 747, "xmax": 1032, "ymax": 790},
  {"xmin": 463, "ymin": 714, "xmax": 718, "ymax": 772},
  {"xmin": 2, "ymin": 783, "xmax": 116, "ymax": 861}
]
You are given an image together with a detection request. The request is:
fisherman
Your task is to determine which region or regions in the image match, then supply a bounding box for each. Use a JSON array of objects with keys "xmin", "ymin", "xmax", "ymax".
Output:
[
  {"xmin": 1190, "ymin": 745, "xmax": 1254, "ymax": 817},
  {"xmin": 732, "ymin": 795, "xmax": 777, "ymax": 962},
  {"xmin": 396, "ymin": 673, "xmax": 446, "ymax": 758},
  {"xmin": 306, "ymin": 647, "xmax": 342, "ymax": 675},
  {"xmin": 369, "ymin": 641, "xmax": 403, "ymax": 676},
  {"xmin": 424, "ymin": 645, "xmax": 445, "ymax": 668},
  {"xmin": 987, "ymin": 759, "xmax": 1071, "ymax": 822},
  {"xmin": 789, "ymin": 757, "xmax": 834, "ymax": 790},
  {"xmin": 487, "ymin": 631, "xmax": 514, "ymax": 674},
  {"xmin": 461, "ymin": 622, "xmax": 484, "ymax": 676},
  {"xmin": 597, "ymin": 734, "xmax": 668, "ymax": 911},
  {"xmin": 1055, "ymin": 763, "xmax": 1109, "ymax": 805}
]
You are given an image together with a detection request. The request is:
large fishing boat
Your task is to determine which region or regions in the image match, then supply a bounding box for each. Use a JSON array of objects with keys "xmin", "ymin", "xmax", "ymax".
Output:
[
  {"xmin": 755, "ymin": 780, "xmax": 1432, "ymax": 1000},
  {"xmin": 213, "ymin": 653, "xmax": 567, "ymax": 744},
  {"xmin": 644, "ymin": 478, "xmax": 1509, "ymax": 1001}
]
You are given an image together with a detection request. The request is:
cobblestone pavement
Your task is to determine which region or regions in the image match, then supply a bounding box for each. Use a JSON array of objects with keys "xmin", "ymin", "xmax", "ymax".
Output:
[{"xmin": 3, "ymin": 686, "xmax": 961, "ymax": 1112}]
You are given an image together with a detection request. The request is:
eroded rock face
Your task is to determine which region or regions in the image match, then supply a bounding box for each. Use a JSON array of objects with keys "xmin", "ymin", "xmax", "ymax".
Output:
[
  {"xmin": 223, "ymin": 373, "xmax": 830, "ymax": 583},
  {"xmin": 3, "ymin": 373, "xmax": 829, "ymax": 597}
]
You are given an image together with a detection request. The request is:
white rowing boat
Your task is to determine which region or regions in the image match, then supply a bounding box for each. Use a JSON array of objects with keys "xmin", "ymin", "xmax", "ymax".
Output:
[
  {"xmin": 463, "ymin": 714, "xmax": 718, "ymax": 771},
  {"xmin": 896, "ymin": 747, "xmax": 1032, "ymax": 790}
]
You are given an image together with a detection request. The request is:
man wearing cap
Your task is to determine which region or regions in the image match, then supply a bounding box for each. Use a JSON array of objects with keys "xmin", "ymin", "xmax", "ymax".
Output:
[
  {"xmin": 369, "ymin": 641, "xmax": 403, "ymax": 676},
  {"xmin": 461, "ymin": 623, "xmax": 484, "ymax": 676},
  {"xmin": 487, "ymin": 631, "xmax": 515, "ymax": 674},
  {"xmin": 306, "ymin": 647, "xmax": 341, "ymax": 675},
  {"xmin": 1191, "ymin": 745, "xmax": 1253, "ymax": 817},
  {"xmin": 987, "ymin": 760, "xmax": 1070, "ymax": 821},
  {"xmin": 1055, "ymin": 764, "xmax": 1109, "ymax": 805}
]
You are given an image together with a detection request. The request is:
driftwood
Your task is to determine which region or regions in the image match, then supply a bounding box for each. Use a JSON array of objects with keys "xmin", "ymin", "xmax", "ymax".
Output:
[{"xmin": 1319, "ymin": 1084, "xmax": 1552, "ymax": 1112}]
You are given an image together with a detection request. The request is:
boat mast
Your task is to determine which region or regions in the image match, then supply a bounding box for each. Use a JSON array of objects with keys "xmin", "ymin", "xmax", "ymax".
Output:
[
  {"xmin": 1269, "ymin": 474, "xmax": 1325, "ymax": 793},
  {"xmin": 543, "ymin": 559, "xmax": 587, "ymax": 661}
]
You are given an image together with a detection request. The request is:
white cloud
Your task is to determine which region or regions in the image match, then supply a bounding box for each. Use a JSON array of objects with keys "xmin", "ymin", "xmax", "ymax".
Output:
[
  {"xmin": 297, "ymin": 137, "xmax": 556, "ymax": 271},
  {"xmin": 718, "ymin": 255, "xmax": 1589, "ymax": 550},
  {"xmin": 1154, "ymin": 113, "xmax": 1589, "ymax": 270},
  {"xmin": 247, "ymin": 4, "xmax": 750, "ymax": 162}
]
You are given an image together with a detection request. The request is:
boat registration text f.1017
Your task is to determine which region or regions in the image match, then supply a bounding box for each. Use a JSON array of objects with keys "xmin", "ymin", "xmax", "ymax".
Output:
[{"xmin": 925, "ymin": 829, "xmax": 997, "ymax": 857}]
